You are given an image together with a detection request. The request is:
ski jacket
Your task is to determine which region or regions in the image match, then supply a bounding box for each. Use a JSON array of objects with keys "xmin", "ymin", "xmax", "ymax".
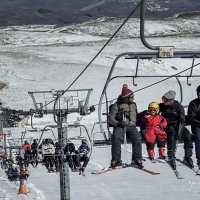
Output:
[
  {"xmin": 42, "ymin": 143, "xmax": 55, "ymax": 155},
  {"xmin": 78, "ymin": 143, "xmax": 90, "ymax": 155},
  {"xmin": 108, "ymin": 96, "xmax": 137, "ymax": 127},
  {"xmin": 188, "ymin": 98, "xmax": 200, "ymax": 127},
  {"xmin": 55, "ymin": 148, "xmax": 63, "ymax": 155},
  {"xmin": 64, "ymin": 143, "xmax": 76, "ymax": 154},
  {"xmin": 141, "ymin": 111, "xmax": 167, "ymax": 143},
  {"xmin": 22, "ymin": 143, "xmax": 31, "ymax": 150},
  {"xmin": 31, "ymin": 142, "xmax": 38, "ymax": 150},
  {"xmin": 159, "ymin": 100, "xmax": 185, "ymax": 127}
]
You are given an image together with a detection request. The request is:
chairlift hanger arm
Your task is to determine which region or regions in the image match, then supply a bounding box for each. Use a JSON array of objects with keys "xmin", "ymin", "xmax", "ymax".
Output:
[
  {"xmin": 187, "ymin": 56, "xmax": 196, "ymax": 86},
  {"xmin": 140, "ymin": 0, "xmax": 159, "ymax": 50}
]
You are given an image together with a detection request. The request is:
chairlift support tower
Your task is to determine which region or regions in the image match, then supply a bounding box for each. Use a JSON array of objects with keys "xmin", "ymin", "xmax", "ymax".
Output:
[
  {"xmin": 0, "ymin": 114, "xmax": 13, "ymax": 157},
  {"xmin": 97, "ymin": 0, "xmax": 200, "ymax": 145},
  {"xmin": 28, "ymin": 89, "xmax": 93, "ymax": 200}
]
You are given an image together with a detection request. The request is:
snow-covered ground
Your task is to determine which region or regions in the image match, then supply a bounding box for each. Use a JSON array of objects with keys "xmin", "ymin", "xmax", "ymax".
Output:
[{"xmin": 0, "ymin": 16, "xmax": 200, "ymax": 199}]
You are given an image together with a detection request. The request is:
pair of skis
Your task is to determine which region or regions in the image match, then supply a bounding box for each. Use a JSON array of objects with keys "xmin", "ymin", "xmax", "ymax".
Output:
[
  {"xmin": 175, "ymin": 158, "xmax": 200, "ymax": 176},
  {"xmin": 91, "ymin": 164, "xmax": 160, "ymax": 175},
  {"xmin": 92, "ymin": 158, "xmax": 200, "ymax": 178},
  {"xmin": 155, "ymin": 157, "xmax": 200, "ymax": 179}
]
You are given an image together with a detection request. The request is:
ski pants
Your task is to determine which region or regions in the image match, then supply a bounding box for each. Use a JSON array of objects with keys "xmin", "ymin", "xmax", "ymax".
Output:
[
  {"xmin": 146, "ymin": 140, "xmax": 165, "ymax": 150},
  {"xmin": 111, "ymin": 126, "xmax": 142, "ymax": 162},
  {"xmin": 54, "ymin": 156, "xmax": 62, "ymax": 169},
  {"xmin": 66, "ymin": 154, "xmax": 80, "ymax": 169},
  {"xmin": 44, "ymin": 154, "xmax": 54, "ymax": 168},
  {"xmin": 165, "ymin": 125, "xmax": 193, "ymax": 154},
  {"xmin": 78, "ymin": 155, "xmax": 89, "ymax": 168},
  {"xmin": 191, "ymin": 126, "xmax": 200, "ymax": 158}
]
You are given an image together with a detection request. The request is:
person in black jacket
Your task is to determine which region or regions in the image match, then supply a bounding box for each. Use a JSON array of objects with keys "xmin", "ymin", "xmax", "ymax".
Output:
[
  {"xmin": 108, "ymin": 84, "xmax": 143, "ymax": 169},
  {"xmin": 188, "ymin": 85, "xmax": 200, "ymax": 169},
  {"xmin": 31, "ymin": 139, "xmax": 38, "ymax": 158},
  {"xmin": 64, "ymin": 140, "xmax": 80, "ymax": 171},
  {"xmin": 159, "ymin": 90, "xmax": 193, "ymax": 169},
  {"xmin": 54, "ymin": 142, "xmax": 64, "ymax": 172}
]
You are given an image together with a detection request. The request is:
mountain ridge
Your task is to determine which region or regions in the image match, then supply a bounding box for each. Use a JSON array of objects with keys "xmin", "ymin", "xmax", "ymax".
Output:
[{"xmin": 0, "ymin": 0, "xmax": 200, "ymax": 26}]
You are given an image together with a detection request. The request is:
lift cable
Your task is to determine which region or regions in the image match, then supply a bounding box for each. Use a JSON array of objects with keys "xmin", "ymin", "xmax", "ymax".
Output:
[{"xmin": 32, "ymin": 1, "xmax": 142, "ymax": 114}]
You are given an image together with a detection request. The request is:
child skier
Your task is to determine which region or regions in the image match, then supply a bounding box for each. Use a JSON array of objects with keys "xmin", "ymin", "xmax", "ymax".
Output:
[
  {"xmin": 140, "ymin": 102, "xmax": 167, "ymax": 161},
  {"xmin": 77, "ymin": 139, "xmax": 90, "ymax": 173}
]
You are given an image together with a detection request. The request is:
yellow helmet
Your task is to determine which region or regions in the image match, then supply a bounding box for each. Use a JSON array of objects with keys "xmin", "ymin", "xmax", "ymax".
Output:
[{"xmin": 148, "ymin": 102, "xmax": 159, "ymax": 113}]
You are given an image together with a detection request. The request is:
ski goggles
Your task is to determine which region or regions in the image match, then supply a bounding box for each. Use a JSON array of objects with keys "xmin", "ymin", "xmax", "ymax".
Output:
[
  {"xmin": 162, "ymin": 96, "xmax": 168, "ymax": 103},
  {"xmin": 148, "ymin": 108, "xmax": 157, "ymax": 112}
]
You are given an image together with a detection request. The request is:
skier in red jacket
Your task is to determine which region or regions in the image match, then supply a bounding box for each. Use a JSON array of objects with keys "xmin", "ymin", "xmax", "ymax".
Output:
[{"xmin": 141, "ymin": 102, "xmax": 167, "ymax": 161}]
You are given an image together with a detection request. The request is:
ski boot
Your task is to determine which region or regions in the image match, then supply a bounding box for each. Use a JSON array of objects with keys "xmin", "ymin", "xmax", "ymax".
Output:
[
  {"xmin": 71, "ymin": 167, "xmax": 79, "ymax": 172},
  {"xmin": 147, "ymin": 149, "xmax": 155, "ymax": 162},
  {"xmin": 131, "ymin": 159, "xmax": 144, "ymax": 169},
  {"xmin": 50, "ymin": 167, "xmax": 55, "ymax": 172},
  {"xmin": 79, "ymin": 167, "xmax": 85, "ymax": 176},
  {"xmin": 56, "ymin": 167, "xmax": 60, "ymax": 172},
  {"xmin": 183, "ymin": 157, "xmax": 194, "ymax": 168},
  {"xmin": 47, "ymin": 168, "xmax": 51, "ymax": 172},
  {"xmin": 184, "ymin": 148, "xmax": 193, "ymax": 168},
  {"xmin": 168, "ymin": 150, "xmax": 176, "ymax": 170},
  {"xmin": 158, "ymin": 148, "xmax": 166, "ymax": 159},
  {"xmin": 109, "ymin": 160, "xmax": 122, "ymax": 169}
]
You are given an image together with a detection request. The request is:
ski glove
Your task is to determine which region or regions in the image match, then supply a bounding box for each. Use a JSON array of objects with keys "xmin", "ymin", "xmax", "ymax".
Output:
[
  {"xmin": 157, "ymin": 124, "xmax": 164, "ymax": 130},
  {"xmin": 117, "ymin": 121, "xmax": 128, "ymax": 128}
]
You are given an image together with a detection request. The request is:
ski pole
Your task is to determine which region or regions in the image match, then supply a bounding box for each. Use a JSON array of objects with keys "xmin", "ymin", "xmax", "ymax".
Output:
[
  {"xmin": 123, "ymin": 111, "xmax": 128, "ymax": 167},
  {"xmin": 175, "ymin": 122, "xmax": 183, "ymax": 152}
]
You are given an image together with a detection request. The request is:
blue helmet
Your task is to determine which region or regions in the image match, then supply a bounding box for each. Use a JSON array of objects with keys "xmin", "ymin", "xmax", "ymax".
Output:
[{"xmin": 82, "ymin": 139, "xmax": 87, "ymax": 144}]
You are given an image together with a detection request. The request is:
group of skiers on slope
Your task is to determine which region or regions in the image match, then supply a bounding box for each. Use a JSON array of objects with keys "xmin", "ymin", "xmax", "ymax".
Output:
[
  {"xmin": 41, "ymin": 138, "xmax": 90, "ymax": 173},
  {"xmin": 108, "ymin": 84, "xmax": 200, "ymax": 170}
]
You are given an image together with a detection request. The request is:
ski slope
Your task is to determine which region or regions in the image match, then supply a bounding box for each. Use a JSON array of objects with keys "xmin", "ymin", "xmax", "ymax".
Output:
[{"xmin": 0, "ymin": 16, "xmax": 200, "ymax": 199}]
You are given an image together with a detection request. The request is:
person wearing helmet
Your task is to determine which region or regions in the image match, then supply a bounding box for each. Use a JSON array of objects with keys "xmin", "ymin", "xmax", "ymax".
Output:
[
  {"xmin": 108, "ymin": 84, "xmax": 143, "ymax": 168},
  {"xmin": 77, "ymin": 139, "xmax": 90, "ymax": 173},
  {"xmin": 140, "ymin": 102, "xmax": 167, "ymax": 161},
  {"xmin": 159, "ymin": 90, "xmax": 194, "ymax": 170},
  {"xmin": 188, "ymin": 85, "xmax": 200, "ymax": 169}
]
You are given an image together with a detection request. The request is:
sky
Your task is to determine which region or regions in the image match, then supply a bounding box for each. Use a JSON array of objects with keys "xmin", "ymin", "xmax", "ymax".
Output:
[{"xmin": 0, "ymin": 16, "xmax": 200, "ymax": 199}]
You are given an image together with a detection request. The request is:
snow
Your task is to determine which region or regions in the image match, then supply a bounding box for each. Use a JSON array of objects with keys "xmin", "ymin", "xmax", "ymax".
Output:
[{"xmin": 0, "ymin": 16, "xmax": 200, "ymax": 199}]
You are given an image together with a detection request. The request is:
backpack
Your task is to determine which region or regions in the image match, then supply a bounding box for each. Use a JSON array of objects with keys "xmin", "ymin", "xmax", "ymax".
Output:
[{"xmin": 108, "ymin": 103, "xmax": 124, "ymax": 127}]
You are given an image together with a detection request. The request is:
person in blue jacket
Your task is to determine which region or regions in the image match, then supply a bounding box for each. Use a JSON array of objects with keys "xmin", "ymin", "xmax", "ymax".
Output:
[{"xmin": 77, "ymin": 139, "xmax": 90, "ymax": 172}]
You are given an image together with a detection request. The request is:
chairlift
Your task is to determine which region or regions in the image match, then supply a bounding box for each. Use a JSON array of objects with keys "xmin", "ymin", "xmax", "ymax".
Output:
[
  {"xmin": 90, "ymin": 121, "xmax": 111, "ymax": 147},
  {"xmin": 96, "ymin": 0, "xmax": 200, "ymax": 146},
  {"xmin": 66, "ymin": 124, "xmax": 92, "ymax": 158}
]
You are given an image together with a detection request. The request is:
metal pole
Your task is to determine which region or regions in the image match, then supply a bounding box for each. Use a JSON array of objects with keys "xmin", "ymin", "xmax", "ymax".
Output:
[
  {"xmin": 57, "ymin": 112, "xmax": 70, "ymax": 200},
  {"xmin": 0, "ymin": 116, "xmax": 8, "ymax": 157}
]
